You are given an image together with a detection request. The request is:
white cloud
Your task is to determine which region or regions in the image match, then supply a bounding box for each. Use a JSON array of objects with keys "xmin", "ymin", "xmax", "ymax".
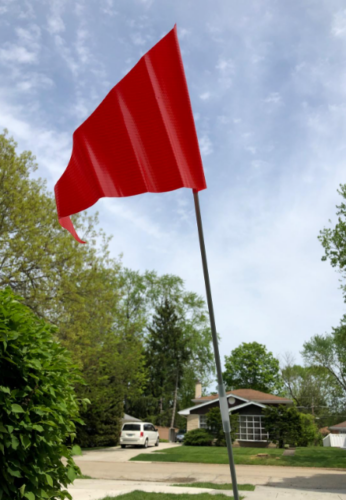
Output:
[
  {"xmin": 0, "ymin": 45, "xmax": 37, "ymax": 64},
  {"xmin": 54, "ymin": 34, "xmax": 79, "ymax": 76},
  {"xmin": 332, "ymin": 9, "xmax": 346, "ymax": 38},
  {"xmin": 76, "ymin": 28, "xmax": 90, "ymax": 64},
  {"xmin": 264, "ymin": 92, "xmax": 282, "ymax": 105},
  {"xmin": 0, "ymin": 98, "xmax": 72, "ymax": 181},
  {"xmin": 216, "ymin": 58, "xmax": 234, "ymax": 72},
  {"xmin": 179, "ymin": 27, "xmax": 190, "ymax": 39},
  {"xmin": 0, "ymin": 25, "xmax": 41, "ymax": 65},
  {"xmin": 101, "ymin": 198, "xmax": 167, "ymax": 240},
  {"xmin": 199, "ymin": 134, "xmax": 213, "ymax": 156},
  {"xmin": 102, "ymin": 0, "xmax": 118, "ymax": 16},
  {"xmin": 137, "ymin": 0, "xmax": 154, "ymax": 7},
  {"xmin": 199, "ymin": 92, "xmax": 211, "ymax": 100},
  {"xmin": 131, "ymin": 32, "xmax": 146, "ymax": 45},
  {"xmin": 16, "ymin": 73, "xmax": 54, "ymax": 92},
  {"xmin": 47, "ymin": 0, "xmax": 65, "ymax": 35}
]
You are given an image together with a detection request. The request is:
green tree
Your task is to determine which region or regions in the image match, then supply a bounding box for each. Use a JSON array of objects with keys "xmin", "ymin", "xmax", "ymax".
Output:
[
  {"xmin": 264, "ymin": 405, "xmax": 302, "ymax": 448},
  {"xmin": 146, "ymin": 299, "xmax": 190, "ymax": 428},
  {"xmin": 0, "ymin": 288, "xmax": 83, "ymax": 500},
  {"xmin": 297, "ymin": 413, "xmax": 322, "ymax": 447},
  {"xmin": 223, "ymin": 342, "xmax": 283, "ymax": 394},
  {"xmin": 298, "ymin": 183, "xmax": 346, "ymax": 422},
  {"xmin": 281, "ymin": 354, "xmax": 336, "ymax": 418},
  {"xmin": 302, "ymin": 327, "xmax": 346, "ymax": 398},
  {"xmin": 0, "ymin": 130, "xmax": 147, "ymax": 447},
  {"xmin": 319, "ymin": 184, "xmax": 346, "ymax": 295},
  {"xmin": 206, "ymin": 407, "xmax": 238, "ymax": 445},
  {"xmin": 122, "ymin": 270, "xmax": 215, "ymax": 423}
]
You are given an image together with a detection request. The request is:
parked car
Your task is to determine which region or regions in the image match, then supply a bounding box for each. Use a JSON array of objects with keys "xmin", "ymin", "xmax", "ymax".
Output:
[
  {"xmin": 120, "ymin": 422, "xmax": 159, "ymax": 448},
  {"xmin": 175, "ymin": 429, "xmax": 186, "ymax": 443}
]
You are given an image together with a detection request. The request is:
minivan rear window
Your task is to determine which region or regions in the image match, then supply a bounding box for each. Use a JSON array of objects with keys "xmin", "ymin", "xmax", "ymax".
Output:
[{"xmin": 123, "ymin": 424, "xmax": 140, "ymax": 431}]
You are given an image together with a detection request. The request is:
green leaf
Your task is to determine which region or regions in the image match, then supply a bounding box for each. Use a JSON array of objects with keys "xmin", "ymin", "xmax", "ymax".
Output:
[
  {"xmin": 32, "ymin": 424, "xmax": 44, "ymax": 432},
  {"xmin": 0, "ymin": 423, "xmax": 7, "ymax": 433},
  {"xmin": 7, "ymin": 466, "xmax": 22, "ymax": 478},
  {"xmin": 11, "ymin": 435, "xmax": 20, "ymax": 450},
  {"xmin": 19, "ymin": 484, "xmax": 26, "ymax": 497},
  {"xmin": 67, "ymin": 467, "xmax": 76, "ymax": 482},
  {"xmin": 0, "ymin": 386, "xmax": 10, "ymax": 394},
  {"xmin": 45, "ymin": 474, "xmax": 53, "ymax": 486},
  {"xmin": 20, "ymin": 434, "xmax": 31, "ymax": 449},
  {"xmin": 11, "ymin": 404, "xmax": 25, "ymax": 413},
  {"xmin": 24, "ymin": 493, "xmax": 35, "ymax": 500},
  {"xmin": 71, "ymin": 445, "xmax": 82, "ymax": 456}
]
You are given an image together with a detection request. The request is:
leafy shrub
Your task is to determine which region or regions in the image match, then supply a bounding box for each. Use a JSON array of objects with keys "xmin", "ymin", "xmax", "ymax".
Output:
[
  {"xmin": 264, "ymin": 405, "xmax": 320, "ymax": 448},
  {"xmin": 0, "ymin": 289, "xmax": 85, "ymax": 500},
  {"xmin": 183, "ymin": 428, "xmax": 213, "ymax": 446},
  {"xmin": 206, "ymin": 408, "xmax": 239, "ymax": 445},
  {"xmin": 297, "ymin": 413, "xmax": 322, "ymax": 447}
]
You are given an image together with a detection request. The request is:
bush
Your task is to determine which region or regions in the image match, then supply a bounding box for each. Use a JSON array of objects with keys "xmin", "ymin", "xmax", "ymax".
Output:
[
  {"xmin": 183, "ymin": 428, "xmax": 213, "ymax": 446},
  {"xmin": 264, "ymin": 405, "xmax": 303, "ymax": 448},
  {"xmin": 0, "ymin": 289, "xmax": 85, "ymax": 500},
  {"xmin": 297, "ymin": 413, "xmax": 322, "ymax": 447},
  {"xmin": 206, "ymin": 408, "xmax": 239, "ymax": 446}
]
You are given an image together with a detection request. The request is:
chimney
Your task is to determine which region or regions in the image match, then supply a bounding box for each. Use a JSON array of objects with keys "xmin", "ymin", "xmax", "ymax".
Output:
[{"xmin": 195, "ymin": 380, "xmax": 202, "ymax": 399}]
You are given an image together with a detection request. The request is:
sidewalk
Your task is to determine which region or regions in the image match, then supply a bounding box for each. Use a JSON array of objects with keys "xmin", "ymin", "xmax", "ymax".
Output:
[{"xmin": 68, "ymin": 479, "xmax": 346, "ymax": 500}]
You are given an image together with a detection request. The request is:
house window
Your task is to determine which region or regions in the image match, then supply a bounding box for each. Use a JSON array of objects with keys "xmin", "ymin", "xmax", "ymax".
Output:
[
  {"xmin": 199, "ymin": 415, "xmax": 208, "ymax": 429},
  {"xmin": 237, "ymin": 415, "xmax": 268, "ymax": 442}
]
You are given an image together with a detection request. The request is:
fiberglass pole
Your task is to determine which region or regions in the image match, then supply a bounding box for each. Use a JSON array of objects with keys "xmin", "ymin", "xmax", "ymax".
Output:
[{"xmin": 193, "ymin": 190, "xmax": 239, "ymax": 500}]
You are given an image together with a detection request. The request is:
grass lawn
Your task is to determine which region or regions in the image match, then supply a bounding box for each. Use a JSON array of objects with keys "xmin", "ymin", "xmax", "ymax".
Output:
[
  {"xmin": 131, "ymin": 446, "xmax": 346, "ymax": 468},
  {"xmin": 100, "ymin": 492, "xmax": 238, "ymax": 500},
  {"xmin": 172, "ymin": 482, "xmax": 254, "ymax": 491}
]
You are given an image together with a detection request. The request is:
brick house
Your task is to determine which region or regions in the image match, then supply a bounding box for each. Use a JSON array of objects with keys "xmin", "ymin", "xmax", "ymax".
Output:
[{"xmin": 178, "ymin": 382, "xmax": 292, "ymax": 447}]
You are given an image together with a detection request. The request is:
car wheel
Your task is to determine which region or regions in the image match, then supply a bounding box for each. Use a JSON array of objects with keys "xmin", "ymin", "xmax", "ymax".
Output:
[
  {"xmin": 155, "ymin": 438, "xmax": 159, "ymax": 447},
  {"xmin": 143, "ymin": 439, "xmax": 148, "ymax": 449},
  {"xmin": 121, "ymin": 445, "xmax": 126, "ymax": 449}
]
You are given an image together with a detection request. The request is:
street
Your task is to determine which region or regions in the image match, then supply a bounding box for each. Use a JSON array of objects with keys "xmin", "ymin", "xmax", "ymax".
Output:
[{"xmin": 73, "ymin": 443, "xmax": 346, "ymax": 491}]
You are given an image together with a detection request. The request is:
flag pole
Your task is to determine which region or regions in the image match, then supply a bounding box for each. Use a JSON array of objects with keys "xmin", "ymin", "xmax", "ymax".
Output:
[{"xmin": 193, "ymin": 190, "xmax": 240, "ymax": 500}]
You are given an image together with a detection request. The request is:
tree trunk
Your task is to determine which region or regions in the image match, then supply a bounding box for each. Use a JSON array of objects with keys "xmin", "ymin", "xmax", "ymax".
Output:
[{"xmin": 170, "ymin": 370, "xmax": 179, "ymax": 429}]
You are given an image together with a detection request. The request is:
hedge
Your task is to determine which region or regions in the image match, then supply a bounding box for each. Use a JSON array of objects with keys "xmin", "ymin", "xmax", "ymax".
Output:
[{"xmin": 0, "ymin": 289, "xmax": 86, "ymax": 500}]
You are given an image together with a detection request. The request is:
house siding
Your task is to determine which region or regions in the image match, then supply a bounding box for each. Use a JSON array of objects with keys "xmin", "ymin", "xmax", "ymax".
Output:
[
  {"xmin": 234, "ymin": 406, "xmax": 263, "ymax": 416},
  {"xmin": 190, "ymin": 396, "xmax": 245, "ymax": 415},
  {"xmin": 186, "ymin": 414, "xmax": 200, "ymax": 431}
]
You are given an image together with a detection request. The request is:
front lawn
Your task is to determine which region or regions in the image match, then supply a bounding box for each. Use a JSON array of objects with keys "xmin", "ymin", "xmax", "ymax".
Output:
[
  {"xmin": 131, "ymin": 446, "xmax": 346, "ymax": 468},
  {"xmin": 100, "ymin": 493, "xmax": 238, "ymax": 500}
]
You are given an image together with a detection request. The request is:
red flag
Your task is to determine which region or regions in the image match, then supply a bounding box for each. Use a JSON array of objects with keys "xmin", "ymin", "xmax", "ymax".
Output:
[{"xmin": 55, "ymin": 25, "xmax": 206, "ymax": 243}]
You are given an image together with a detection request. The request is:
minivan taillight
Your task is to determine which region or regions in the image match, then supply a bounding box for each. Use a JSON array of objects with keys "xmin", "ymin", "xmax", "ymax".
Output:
[{"xmin": 140, "ymin": 431, "xmax": 144, "ymax": 437}]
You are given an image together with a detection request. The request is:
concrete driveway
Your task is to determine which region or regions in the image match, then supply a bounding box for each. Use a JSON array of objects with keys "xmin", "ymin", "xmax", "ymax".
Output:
[
  {"xmin": 73, "ymin": 443, "xmax": 346, "ymax": 491},
  {"xmin": 77, "ymin": 442, "xmax": 181, "ymax": 463}
]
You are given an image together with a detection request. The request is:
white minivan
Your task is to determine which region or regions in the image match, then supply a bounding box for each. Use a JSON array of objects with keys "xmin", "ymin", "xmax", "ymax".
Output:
[{"xmin": 120, "ymin": 422, "xmax": 159, "ymax": 448}]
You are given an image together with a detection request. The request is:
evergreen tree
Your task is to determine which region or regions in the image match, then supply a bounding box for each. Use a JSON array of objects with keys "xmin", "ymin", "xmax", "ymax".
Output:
[{"xmin": 146, "ymin": 299, "xmax": 190, "ymax": 427}]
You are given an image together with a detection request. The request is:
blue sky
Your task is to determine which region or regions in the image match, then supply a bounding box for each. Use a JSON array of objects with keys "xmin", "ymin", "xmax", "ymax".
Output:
[{"xmin": 1, "ymin": 0, "xmax": 346, "ymax": 380}]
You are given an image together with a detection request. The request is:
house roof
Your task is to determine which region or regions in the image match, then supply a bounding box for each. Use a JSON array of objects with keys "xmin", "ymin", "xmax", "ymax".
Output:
[
  {"xmin": 329, "ymin": 421, "xmax": 346, "ymax": 430},
  {"xmin": 193, "ymin": 389, "xmax": 291, "ymax": 404},
  {"xmin": 179, "ymin": 389, "xmax": 292, "ymax": 416},
  {"xmin": 229, "ymin": 401, "xmax": 266, "ymax": 413},
  {"xmin": 121, "ymin": 413, "xmax": 142, "ymax": 422}
]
